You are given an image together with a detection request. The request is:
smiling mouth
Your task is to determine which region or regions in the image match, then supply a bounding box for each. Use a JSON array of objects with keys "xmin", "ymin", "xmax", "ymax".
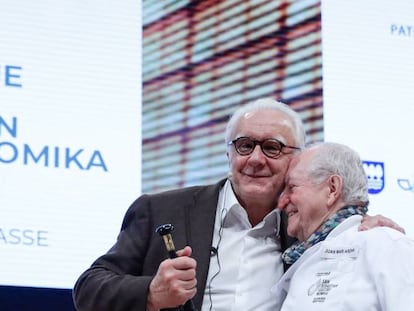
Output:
[{"xmin": 244, "ymin": 172, "xmax": 271, "ymax": 178}]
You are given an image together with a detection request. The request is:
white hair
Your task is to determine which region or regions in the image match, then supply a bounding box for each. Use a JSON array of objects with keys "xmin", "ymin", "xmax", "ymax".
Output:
[
  {"xmin": 307, "ymin": 142, "xmax": 369, "ymax": 207},
  {"xmin": 224, "ymin": 97, "xmax": 306, "ymax": 147}
]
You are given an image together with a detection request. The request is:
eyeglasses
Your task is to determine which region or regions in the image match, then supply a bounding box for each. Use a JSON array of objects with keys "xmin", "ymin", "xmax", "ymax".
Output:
[{"xmin": 228, "ymin": 136, "xmax": 301, "ymax": 159}]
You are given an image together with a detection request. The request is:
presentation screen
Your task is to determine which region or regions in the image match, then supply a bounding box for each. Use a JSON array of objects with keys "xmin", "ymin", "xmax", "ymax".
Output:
[
  {"xmin": 1, "ymin": 0, "xmax": 413, "ymax": 293},
  {"xmin": 322, "ymin": 0, "xmax": 414, "ymax": 238},
  {"xmin": 0, "ymin": 1, "xmax": 141, "ymax": 288}
]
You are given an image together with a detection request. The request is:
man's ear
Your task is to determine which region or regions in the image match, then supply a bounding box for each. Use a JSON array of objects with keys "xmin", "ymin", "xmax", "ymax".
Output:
[
  {"xmin": 226, "ymin": 151, "xmax": 231, "ymax": 169},
  {"xmin": 327, "ymin": 175, "xmax": 343, "ymax": 207}
]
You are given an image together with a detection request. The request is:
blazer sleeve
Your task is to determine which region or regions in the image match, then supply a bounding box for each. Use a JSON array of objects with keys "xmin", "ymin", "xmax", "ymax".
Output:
[
  {"xmin": 72, "ymin": 181, "xmax": 221, "ymax": 311},
  {"xmin": 73, "ymin": 194, "xmax": 167, "ymax": 311}
]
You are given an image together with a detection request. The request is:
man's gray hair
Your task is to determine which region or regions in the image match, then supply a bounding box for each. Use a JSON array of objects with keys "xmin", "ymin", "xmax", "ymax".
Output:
[
  {"xmin": 225, "ymin": 97, "xmax": 306, "ymax": 147},
  {"xmin": 307, "ymin": 142, "xmax": 369, "ymax": 207}
]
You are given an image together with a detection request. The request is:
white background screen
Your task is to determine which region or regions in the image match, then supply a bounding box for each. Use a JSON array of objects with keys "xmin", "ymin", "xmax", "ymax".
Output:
[
  {"xmin": 0, "ymin": 0, "xmax": 142, "ymax": 288},
  {"xmin": 323, "ymin": 0, "xmax": 414, "ymax": 238},
  {"xmin": 1, "ymin": 0, "xmax": 413, "ymax": 291}
]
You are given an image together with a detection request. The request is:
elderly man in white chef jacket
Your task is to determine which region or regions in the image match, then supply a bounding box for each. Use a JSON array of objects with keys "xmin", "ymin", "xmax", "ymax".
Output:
[{"xmin": 273, "ymin": 142, "xmax": 414, "ymax": 310}]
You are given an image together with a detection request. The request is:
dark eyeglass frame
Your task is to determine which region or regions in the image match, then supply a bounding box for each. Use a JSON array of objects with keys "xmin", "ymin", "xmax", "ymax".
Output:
[{"xmin": 228, "ymin": 136, "xmax": 301, "ymax": 159}]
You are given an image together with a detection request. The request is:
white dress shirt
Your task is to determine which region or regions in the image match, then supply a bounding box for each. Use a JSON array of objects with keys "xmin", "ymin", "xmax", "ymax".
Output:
[{"xmin": 201, "ymin": 180, "xmax": 284, "ymax": 311}]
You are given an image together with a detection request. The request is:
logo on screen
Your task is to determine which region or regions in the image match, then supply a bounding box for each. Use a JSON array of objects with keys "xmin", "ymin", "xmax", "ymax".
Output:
[
  {"xmin": 362, "ymin": 161, "xmax": 385, "ymax": 194},
  {"xmin": 397, "ymin": 177, "xmax": 414, "ymax": 193}
]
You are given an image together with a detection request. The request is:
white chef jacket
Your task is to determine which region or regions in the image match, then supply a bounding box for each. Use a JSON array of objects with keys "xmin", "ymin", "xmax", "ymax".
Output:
[{"xmin": 272, "ymin": 215, "xmax": 414, "ymax": 310}]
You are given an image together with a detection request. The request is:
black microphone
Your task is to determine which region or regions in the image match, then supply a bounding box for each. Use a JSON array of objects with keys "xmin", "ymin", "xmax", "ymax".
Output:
[{"xmin": 155, "ymin": 223, "xmax": 198, "ymax": 311}]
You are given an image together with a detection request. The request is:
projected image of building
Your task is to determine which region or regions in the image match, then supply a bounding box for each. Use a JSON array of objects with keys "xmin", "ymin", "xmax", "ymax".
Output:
[{"xmin": 142, "ymin": 0, "xmax": 322, "ymax": 193}]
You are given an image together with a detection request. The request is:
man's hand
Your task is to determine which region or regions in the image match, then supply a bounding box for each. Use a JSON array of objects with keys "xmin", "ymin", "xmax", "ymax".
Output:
[
  {"xmin": 360, "ymin": 214, "xmax": 405, "ymax": 234},
  {"xmin": 147, "ymin": 246, "xmax": 197, "ymax": 311}
]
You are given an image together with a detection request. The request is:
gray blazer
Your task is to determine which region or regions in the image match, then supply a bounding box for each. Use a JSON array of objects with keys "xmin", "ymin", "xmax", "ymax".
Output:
[{"xmin": 73, "ymin": 179, "xmax": 293, "ymax": 311}]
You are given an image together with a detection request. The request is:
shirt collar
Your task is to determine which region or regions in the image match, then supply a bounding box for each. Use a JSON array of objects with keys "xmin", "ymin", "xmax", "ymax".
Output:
[{"xmin": 220, "ymin": 179, "xmax": 280, "ymax": 236}]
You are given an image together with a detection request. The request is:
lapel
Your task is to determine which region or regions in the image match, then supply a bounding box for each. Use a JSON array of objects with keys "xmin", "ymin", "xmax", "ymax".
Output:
[{"xmin": 185, "ymin": 179, "xmax": 226, "ymax": 309}]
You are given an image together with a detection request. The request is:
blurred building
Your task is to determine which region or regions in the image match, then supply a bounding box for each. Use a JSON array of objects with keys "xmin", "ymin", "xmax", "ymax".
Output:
[{"xmin": 142, "ymin": 0, "xmax": 322, "ymax": 193}]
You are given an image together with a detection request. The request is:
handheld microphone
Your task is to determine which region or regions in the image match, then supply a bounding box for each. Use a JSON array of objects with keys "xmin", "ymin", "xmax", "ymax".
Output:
[{"xmin": 155, "ymin": 223, "xmax": 198, "ymax": 311}]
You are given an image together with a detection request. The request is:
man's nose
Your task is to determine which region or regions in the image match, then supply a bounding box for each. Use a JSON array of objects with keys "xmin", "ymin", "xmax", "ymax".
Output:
[{"xmin": 249, "ymin": 144, "xmax": 266, "ymax": 160}]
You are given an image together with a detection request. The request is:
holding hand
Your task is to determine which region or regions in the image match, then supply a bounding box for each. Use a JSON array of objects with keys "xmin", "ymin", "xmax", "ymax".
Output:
[{"xmin": 147, "ymin": 246, "xmax": 197, "ymax": 311}]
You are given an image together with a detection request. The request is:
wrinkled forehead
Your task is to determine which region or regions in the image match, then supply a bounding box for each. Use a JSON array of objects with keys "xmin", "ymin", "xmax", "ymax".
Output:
[
  {"xmin": 286, "ymin": 151, "xmax": 314, "ymax": 181},
  {"xmin": 286, "ymin": 155, "xmax": 300, "ymax": 178}
]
